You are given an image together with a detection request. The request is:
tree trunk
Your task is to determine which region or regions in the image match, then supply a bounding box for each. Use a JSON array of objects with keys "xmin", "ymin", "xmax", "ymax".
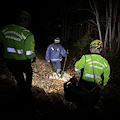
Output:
[
  {"xmin": 109, "ymin": 0, "xmax": 112, "ymax": 52},
  {"xmin": 117, "ymin": 17, "xmax": 120, "ymax": 52},
  {"xmin": 104, "ymin": 3, "xmax": 109, "ymax": 55},
  {"xmin": 104, "ymin": 21, "xmax": 109, "ymax": 55},
  {"xmin": 92, "ymin": 0, "xmax": 102, "ymax": 41}
]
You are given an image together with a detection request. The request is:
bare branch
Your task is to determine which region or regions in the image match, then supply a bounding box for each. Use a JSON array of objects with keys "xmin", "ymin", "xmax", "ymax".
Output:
[
  {"xmin": 72, "ymin": 9, "xmax": 95, "ymax": 15},
  {"xmin": 89, "ymin": 0, "xmax": 96, "ymax": 15}
]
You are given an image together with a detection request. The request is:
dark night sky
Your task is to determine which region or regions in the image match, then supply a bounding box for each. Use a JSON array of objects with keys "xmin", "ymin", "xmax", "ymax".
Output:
[
  {"xmin": 1, "ymin": 0, "xmax": 114, "ymax": 48},
  {"xmin": 0, "ymin": 1, "xmax": 64, "ymax": 46},
  {"xmin": 0, "ymin": 0, "xmax": 90, "ymax": 27},
  {"xmin": 1, "ymin": 0, "xmax": 120, "ymax": 30},
  {"xmin": 0, "ymin": 0, "xmax": 91, "ymax": 46}
]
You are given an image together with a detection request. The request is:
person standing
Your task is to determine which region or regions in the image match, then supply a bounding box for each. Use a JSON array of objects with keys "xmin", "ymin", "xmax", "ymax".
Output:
[
  {"xmin": 0, "ymin": 10, "xmax": 36, "ymax": 96},
  {"xmin": 75, "ymin": 39, "xmax": 110, "ymax": 107},
  {"xmin": 45, "ymin": 37, "xmax": 67, "ymax": 74}
]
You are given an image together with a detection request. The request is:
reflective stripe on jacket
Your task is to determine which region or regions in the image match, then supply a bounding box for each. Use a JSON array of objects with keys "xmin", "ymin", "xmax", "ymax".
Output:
[
  {"xmin": 0, "ymin": 24, "xmax": 36, "ymax": 60},
  {"xmin": 75, "ymin": 54, "xmax": 110, "ymax": 86}
]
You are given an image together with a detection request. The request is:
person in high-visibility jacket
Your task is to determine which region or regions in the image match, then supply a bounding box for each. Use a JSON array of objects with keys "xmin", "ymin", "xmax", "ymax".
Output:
[
  {"xmin": 75, "ymin": 40, "xmax": 110, "ymax": 87},
  {"xmin": 75, "ymin": 40, "xmax": 110, "ymax": 107},
  {"xmin": 0, "ymin": 10, "xmax": 36, "ymax": 96}
]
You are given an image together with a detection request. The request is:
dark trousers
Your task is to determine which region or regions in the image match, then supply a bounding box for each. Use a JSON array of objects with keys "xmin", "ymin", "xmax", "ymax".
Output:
[
  {"xmin": 78, "ymin": 80, "xmax": 100, "ymax": 107},
  {"xmin": 6, "ymin": 59, "xmax": 33, "ymax": 94},
  {"xmin": 51, "ymin": 60, "xmax": 61, "ymax": 73},
  {"xmin": 64, "ymin": 79, "xmax": 100, "ymax": 109},
  {"xmin": 51, "ymin": 60, "xmax": 61, "ymax": 69}
]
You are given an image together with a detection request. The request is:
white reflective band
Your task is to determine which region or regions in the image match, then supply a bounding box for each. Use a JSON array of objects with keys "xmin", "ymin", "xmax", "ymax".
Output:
[
  {"xmin": 5, "ymin": 35, "xmax": 21, "ymax": 41},
  {"xmin": 21, "ymin": 33, "xmax": 26, "ymax": 39},
  {"xmin": 51, "ymin": 59, "xmax": 61, "ymax": 61},
  {"xmin": 85, "ymin": 73, "xmax": 100, "ymax": 79},
  {"xmin": 3, "ymin": 31, "xmax": 23, "ymax": 39},
  {"xmin": 17, "ymin": 50, "xmax": 23, "ymax": 54},
  {"xmin": 7, "ymin": 47, "xmax": 23, "ymax": 54},
  {"xmin": 57, "ymin": 48, "xmax": 59, "ymax": 51},
  {"xmin": 7, "ymin": 47, "xmax": 16, "ymax": 53},
  {"xmin": 86, "ymin": 59, "xmax": 91, "ymax": 62},
  {"xmin": 104, "ymin": 63, "xmax": 108, "ymax": 67},
  {"xmin": 88, "ymin": 61, "xmax": 105, "ymax": 68},
  {"xmin": 75, "ymin": 68, "xmax": 79, "ymax": 72},
  {"xmin": 26, "ymin": 51, "xmax": 33, "ymax": 55},
  {"xmin": 90, "ymin": 65, "xmax": 103, "ymax": 70},
  {"xmin": 51, "ymin": 47, "xmax": 54, "ymax": 50}
]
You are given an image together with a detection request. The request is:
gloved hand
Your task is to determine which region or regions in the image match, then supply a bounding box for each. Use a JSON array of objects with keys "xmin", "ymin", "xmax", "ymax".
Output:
[
  {"xmin": 48, "ymin": 60, "xmax": 50, "ymax": 62},
  {"xmin": 31, "ymin": 56, "xmax": 36, "ymax": 63},
  {"xmin": 74, "ymin": 72, "xmax": 80, "ymax": 81},
  {"xmin": 66, "ymin": 49, "xmax": 69, "ymax": 54}
]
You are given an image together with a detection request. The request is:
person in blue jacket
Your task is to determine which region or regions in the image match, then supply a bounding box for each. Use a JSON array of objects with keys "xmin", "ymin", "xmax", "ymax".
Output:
[{"xmin": 45, "ymin": 37, "xmax": 67, "ymax": 73}]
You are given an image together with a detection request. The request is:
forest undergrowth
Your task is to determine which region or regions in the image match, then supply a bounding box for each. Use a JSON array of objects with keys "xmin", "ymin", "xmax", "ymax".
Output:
[{"xmin": 0, "ymin": 48, "xmax": 120, "ymax": 119}]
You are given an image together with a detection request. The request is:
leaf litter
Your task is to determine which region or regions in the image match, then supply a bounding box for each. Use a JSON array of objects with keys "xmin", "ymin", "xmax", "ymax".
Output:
[
  {"xmin": 31, "ymin": 54, "xmax": 72, "ymax": 94},
  {"xmin": 1, "ymin": 51, "xmax": 120, "ymax": 119}
]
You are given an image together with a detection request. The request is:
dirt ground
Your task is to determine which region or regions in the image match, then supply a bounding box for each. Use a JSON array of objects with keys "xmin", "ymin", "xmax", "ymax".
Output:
[{"xmin": 0, "ymin": 49, "xmax": 120, "ymax": 119}]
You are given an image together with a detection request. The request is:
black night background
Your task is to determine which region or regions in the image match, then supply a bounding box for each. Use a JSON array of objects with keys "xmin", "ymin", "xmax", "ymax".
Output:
[
  {"xmin": 0, "ymin": 0, "xmax": 92, "ymax": 49},
  {"xmin": 0, "ymin": 0, "xmax": 120, "ymax": 119}
]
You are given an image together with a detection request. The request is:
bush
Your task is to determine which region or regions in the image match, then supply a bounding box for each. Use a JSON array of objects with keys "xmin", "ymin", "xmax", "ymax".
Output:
[{"xmin": 70, "ymin": 34, "xmax": 93, "ymax": 59}]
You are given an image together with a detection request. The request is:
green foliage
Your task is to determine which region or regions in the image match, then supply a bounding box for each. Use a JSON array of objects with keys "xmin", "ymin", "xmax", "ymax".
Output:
[{"xmin": 71, "ymin": 34, "xmax": 93, "ymax": 59}]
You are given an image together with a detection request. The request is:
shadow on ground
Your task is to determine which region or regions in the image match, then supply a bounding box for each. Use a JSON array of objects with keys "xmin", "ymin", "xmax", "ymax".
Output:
[
  {"xmin": 0, "ymin": 78, "xmax": 80, "ymax": 120},
  {"xmin": 1, "ymin": 51, "xmax": 120, "ymax": 119},
  {"xmin": 0, "ymin": 77, "xmax": 120, "ymax": 120}
]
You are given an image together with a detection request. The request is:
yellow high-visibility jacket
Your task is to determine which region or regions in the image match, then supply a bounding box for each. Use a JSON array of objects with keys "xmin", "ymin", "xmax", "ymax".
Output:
[
  {"xmin": 0, "ymin": 24, "xmax": 36, "ymax": 60},
  {"xmin": 75, "ymin": 54, "xmax": 110, "ymax": 86}
]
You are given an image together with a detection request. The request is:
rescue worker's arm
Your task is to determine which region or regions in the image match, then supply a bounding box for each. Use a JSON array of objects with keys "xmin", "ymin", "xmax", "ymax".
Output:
[
  {"xmin": 75, "ymin": 55, "xmax": 85, "ymax": 73},
  {"xmin": 103, "ymin": 63, "xmax": 110, "ymax": 86},
  {"xmin": 45, "ymin": 45, "xmax": 51, "ymax": 62},
  {"xmin": 60, "ymin": 47, "xmax": 67, "ymax": 58},
  {"xmin": 74, "ymin": 55, "xmax": 85, "ymax": 79},
  {"xmin": 24, "ymin": 34, "xmax": 36, "ymax": 59}
]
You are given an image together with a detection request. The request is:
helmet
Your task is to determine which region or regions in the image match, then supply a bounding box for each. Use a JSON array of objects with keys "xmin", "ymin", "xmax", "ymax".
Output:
[
  {"xmin": 17, "ymin": 10, "xmax": 31, "ymax": 22},
  {"xmin": 90, "ymin": 39, "xmax": 103, "ymax": 49},
  {"xmin": 54, "ymin": 37, "xmax": 60, "ymax": 42}
]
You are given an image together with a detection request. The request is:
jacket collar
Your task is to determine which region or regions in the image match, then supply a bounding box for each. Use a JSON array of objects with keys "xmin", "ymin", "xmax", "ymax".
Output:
[{"xmin": 90, "ymin": 53, "xmax": 101, "ymax": 55}]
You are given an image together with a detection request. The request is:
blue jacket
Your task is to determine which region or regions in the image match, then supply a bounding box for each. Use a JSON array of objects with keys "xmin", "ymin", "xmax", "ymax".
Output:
[{"xmin": 45, "ymin": 43, "xmax": 67, "ymax": 61}]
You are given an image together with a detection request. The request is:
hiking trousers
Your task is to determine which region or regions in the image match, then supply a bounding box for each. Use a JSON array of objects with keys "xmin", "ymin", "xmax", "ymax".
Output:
[
  {"xmin": 51, "ymin": 60, "xmax": 61, "ymax": 73},
  {"xmin": 5, "ymin": 59, "xmax": 33, "ymax": 94}
]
